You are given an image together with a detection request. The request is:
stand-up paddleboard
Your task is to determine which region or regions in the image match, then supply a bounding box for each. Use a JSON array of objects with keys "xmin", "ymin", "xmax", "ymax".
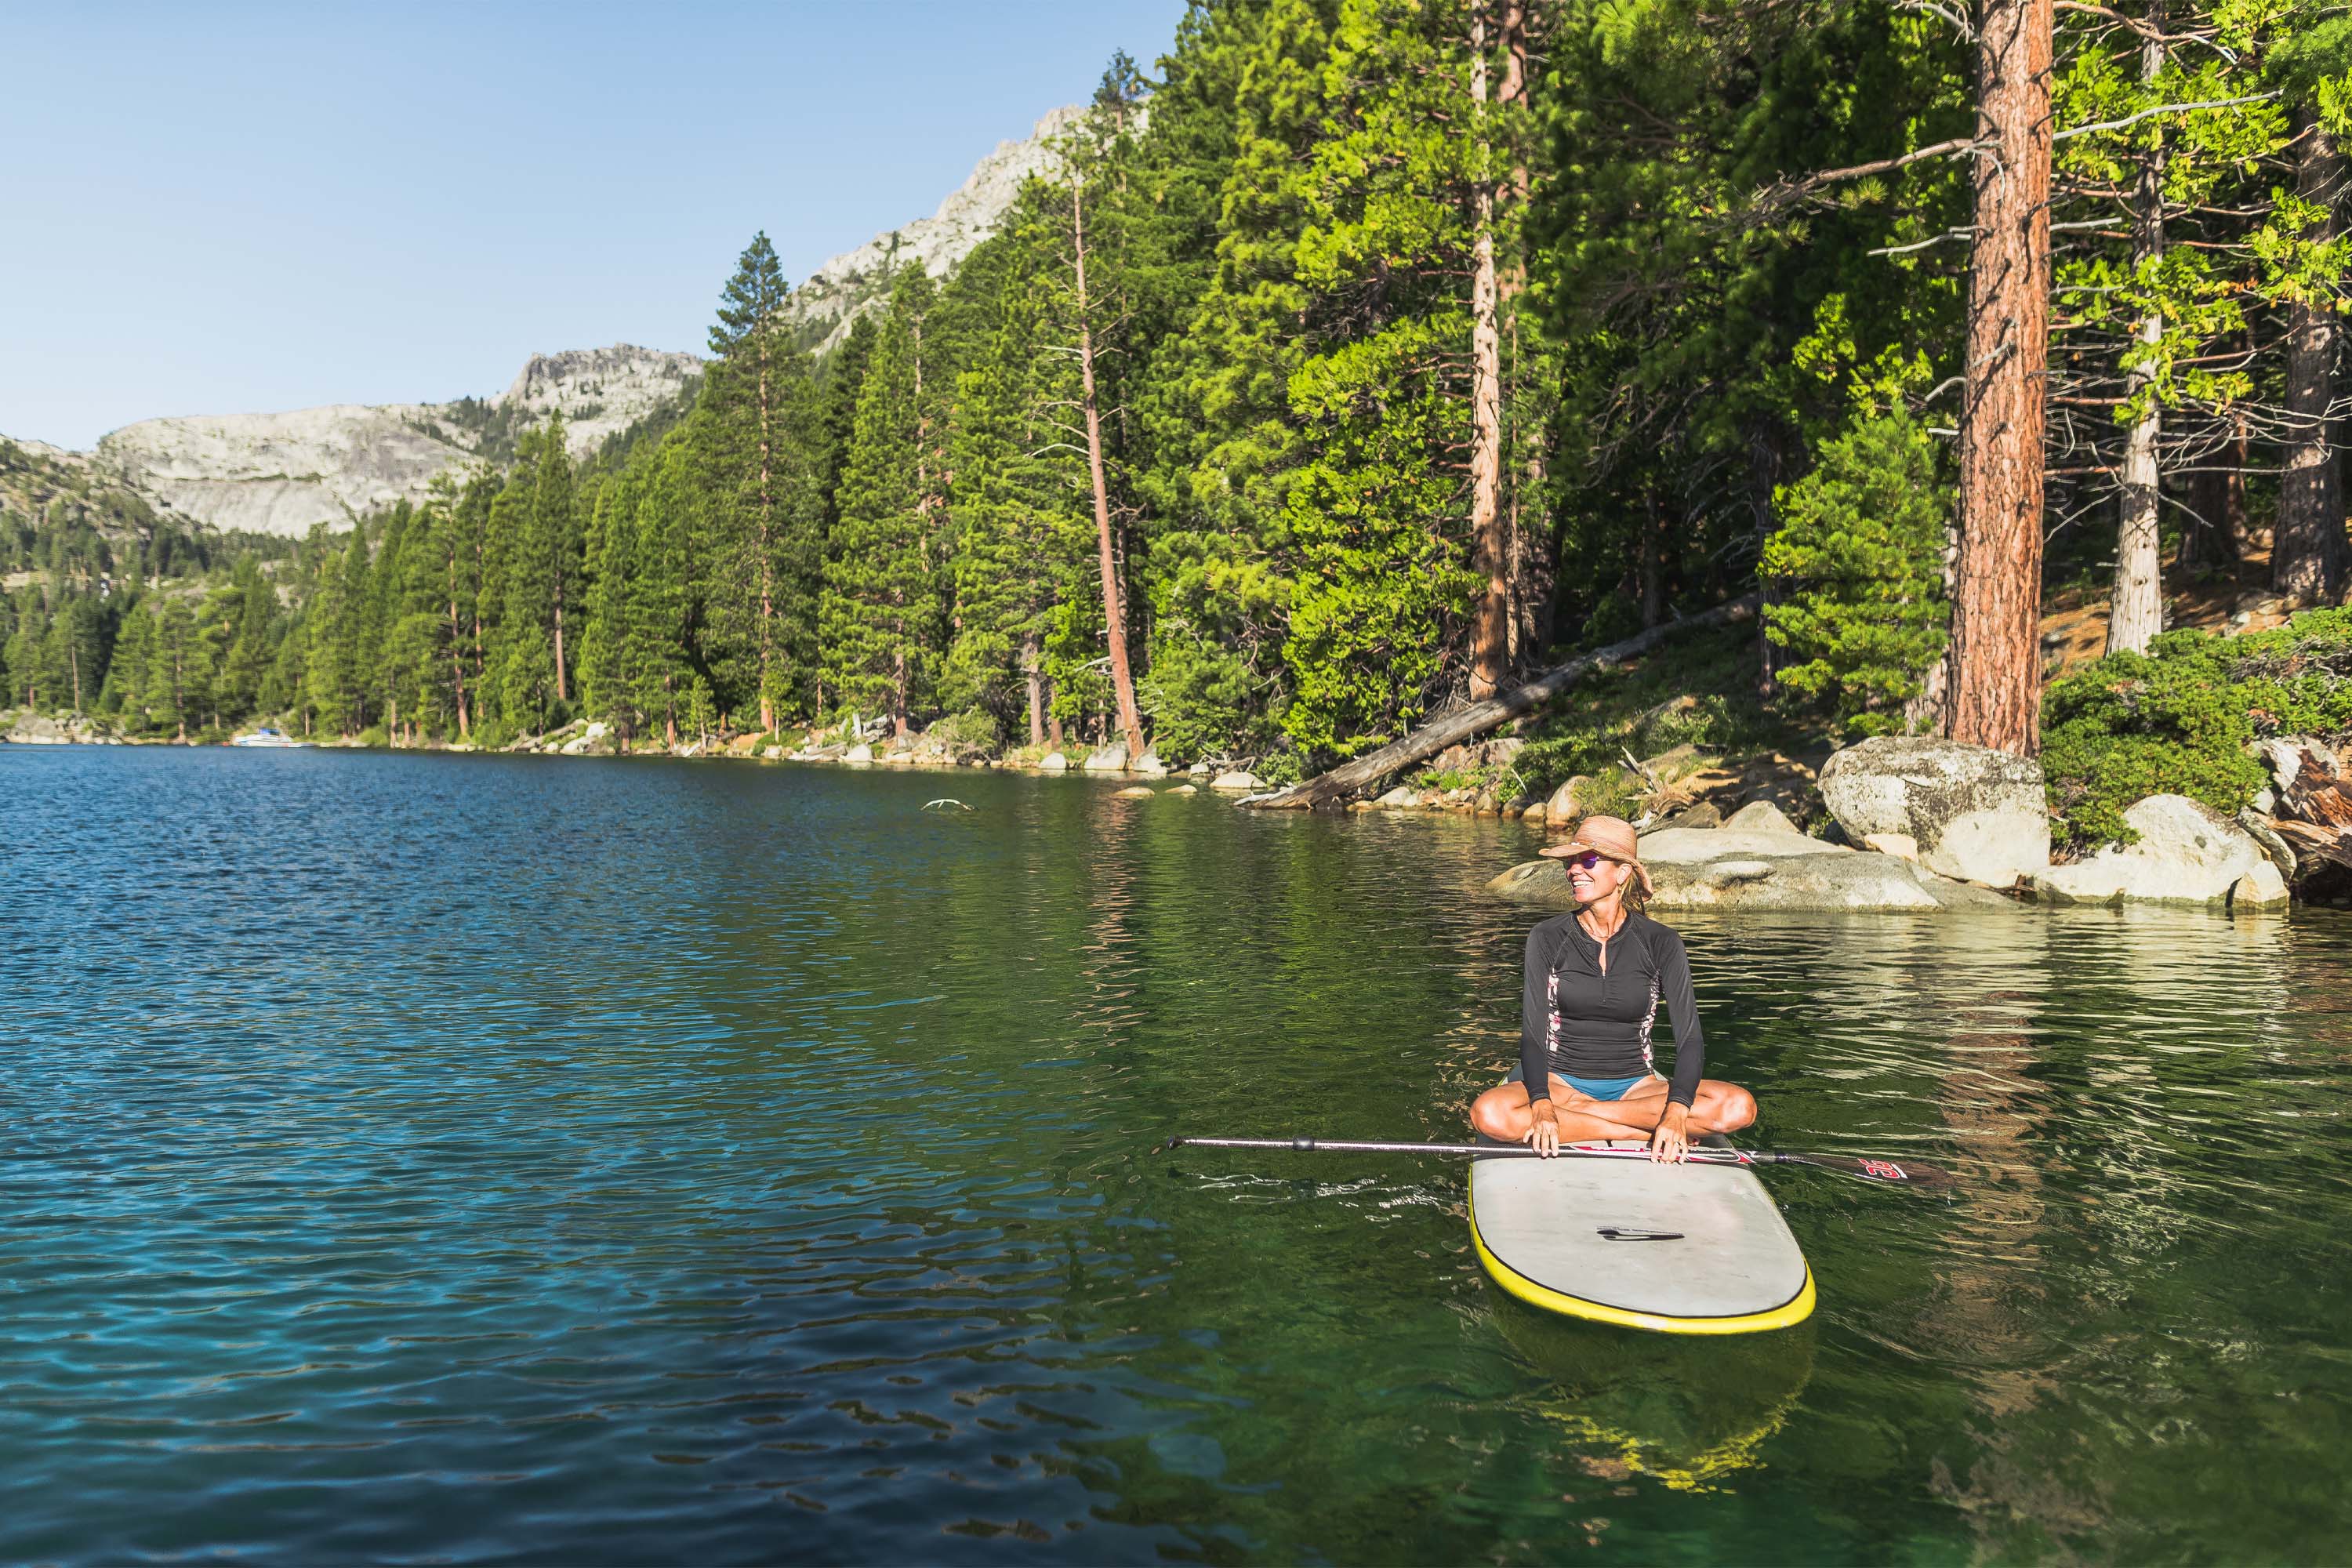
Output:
[{"xmin": 1468, "ymin": 1143, "xmax": 1813, "ymax": 1334}]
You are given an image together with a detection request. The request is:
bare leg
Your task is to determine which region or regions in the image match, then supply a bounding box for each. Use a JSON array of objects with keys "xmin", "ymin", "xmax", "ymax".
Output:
[{"xmin": 1471, "ymin": 1075, "xmax": 1757, "ymax": 1144}]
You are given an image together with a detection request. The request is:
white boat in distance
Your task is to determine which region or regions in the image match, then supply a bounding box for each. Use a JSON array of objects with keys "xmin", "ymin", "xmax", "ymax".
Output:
[{"xmin": 230, "ymin": 728, "xmax": 314, "ymax": 749}]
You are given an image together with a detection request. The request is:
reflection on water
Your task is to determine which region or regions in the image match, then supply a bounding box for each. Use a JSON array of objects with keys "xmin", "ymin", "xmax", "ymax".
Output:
[
  {"xmin": 1494, "ymin": 1303, "xmax": 1818, "ymax": 1496},
  {"xmin": 2, "ymin": 746, "xmax": 2350, "ymax": 1563}
]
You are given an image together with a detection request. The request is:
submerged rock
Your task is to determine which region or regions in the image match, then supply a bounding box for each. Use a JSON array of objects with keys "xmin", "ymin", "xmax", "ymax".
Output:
[
  {"xmin": 2230, "ymin": 862, "xmax": 2291, "ymax": 910},
  {"xmin": 2035, "ymin": 795, "xmax": 2270, "ymax": 906},
  {"xmin": 1817, "ymin": 735, "xmax": 2049, "ymax": 888},
  {"xmin": 1210, "ymin": 770, "xmax": 1262, "ymax": 792},
  {"xmin": 1113, "ymin": 786, "xmax": 1155, "ymax": 798}
]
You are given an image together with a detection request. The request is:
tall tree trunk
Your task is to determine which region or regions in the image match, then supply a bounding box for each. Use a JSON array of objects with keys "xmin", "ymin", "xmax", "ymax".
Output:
[
  {"xmin": 2107, "ymin": 6, "xmax": 2166, "ymax": 655},
  {"xmin": 1748, "ymin": 428, "xmax": 1783, "ymax": 693},
  {"xmin": 1640, "ymin": 490, "xmax": 1666, "ymax": 629},
  {"xmin": 2182, "ymin": 452, "xmax": 2243, "ymax": 569},
  {"xmin": 446, "ymin": 543, "xmax": 470, "ymax": 739},
  {"xmin": 1947, "ymin": 0, "xmax": 2053, "ymax": 755},
  {"xmin": 1466, "ymin": 7, "xmax": 1508, "ymax": 702},
  {"xmin": 68, "ymin": 639, "xmax": 80, "ymax": 717},
  {"xmin": 471, "ymin": 536, "xmax": 486, "ymax": 690},
  {"xmin": 552, "ymin": 577, "xmax": 567, "ymax": 704},
  {"xmin": 759, "ymin": 335, "xmax": 776, "ymax": 735},
  {"xmin": 1496, "ymin": 0, "xmax": 1551, "ymax": 666},
  {"xmin": 1023, "ymin": 630, "xmax": 1045, "ymax": 746},
  {"xmin": 2274, "ymin": 108, "xmax": 2350, "ymax": 605},
  {"xmin": 1071, "ymin": 173, "xmax": 1147, "ymax": 761}
]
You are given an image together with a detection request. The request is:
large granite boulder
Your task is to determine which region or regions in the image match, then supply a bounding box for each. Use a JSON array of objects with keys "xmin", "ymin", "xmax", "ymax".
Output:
[
  {"xmin": 1083, "ymin": 742, "xmax": 1130, "ymax": 773},
  {"xmin": 1486, "ymin": 822, "xmax": 2010, "ymax": 911},
  {"xmin": 1817, "ymin": 736, "xmax": 2049, "ymax": 888},
  {"xmin": 560, "ymin": 721, "xmax": 613, "ymax": 757},
  {"xmin": 5, "ymin": 713, "xmax": 71, "ymax": 745},
  {"xmin": 2034, "ymin": 795, "xmax": 2270, "ymax": 906}
]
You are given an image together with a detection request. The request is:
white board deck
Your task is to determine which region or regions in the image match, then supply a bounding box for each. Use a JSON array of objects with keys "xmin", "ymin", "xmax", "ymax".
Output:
[{"xmin": 1469, "ymin": 1148, "xmax": 1813, "ymax": 1333}]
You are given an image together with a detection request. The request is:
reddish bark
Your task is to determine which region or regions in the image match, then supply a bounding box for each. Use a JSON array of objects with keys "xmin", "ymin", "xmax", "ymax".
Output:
[
  {"xmin": 1071, "ymin": 174, "xmax": 1146, "ymax": 760},
  {"xmin": 1947, "ymin": 0, "xmax": 2053, "ymax": 756}
]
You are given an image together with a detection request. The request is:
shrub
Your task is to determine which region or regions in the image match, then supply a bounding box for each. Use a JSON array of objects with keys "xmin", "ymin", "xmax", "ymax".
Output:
[
  {"xmin": 2040, "ymin": 608, "xmax": 2352, "ymax": 853},
  {"xmin": 1761, "ymin": 408, "xmax": 1951, "ymax": 735},
  {"xmin": 928, "ymin": 708, "xmax": 1003, "ymax": 757}
]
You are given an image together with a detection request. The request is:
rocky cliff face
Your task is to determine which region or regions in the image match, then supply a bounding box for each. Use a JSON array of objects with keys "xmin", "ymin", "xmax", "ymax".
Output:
[
  {"xmin": 96, "ymin": 404, "xmax": 470, "ymax": 539},
  {"xmin": 88, "ymin": 344, "xmax": 700, "ymax": 538},
  {"xmin": 499, "ymin": 344, "xmax": 704, "ymax": 453},
  {"xmin": 784, "ymin": 105, "xmax": 1081, "ymax": 355}
]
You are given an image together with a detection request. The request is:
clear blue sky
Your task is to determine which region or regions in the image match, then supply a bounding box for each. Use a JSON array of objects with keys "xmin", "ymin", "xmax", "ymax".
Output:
[{"xmin": 0, "ymin": 2, "xmax": 1189, "ymax": 451}]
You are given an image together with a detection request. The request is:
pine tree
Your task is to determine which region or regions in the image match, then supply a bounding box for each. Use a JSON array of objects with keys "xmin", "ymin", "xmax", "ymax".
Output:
[
  {"xmin": 216, "ymin": 556, "xmax": 278, "ymax": 717},
  {"xmin": 630, "ymin": 433, "xmax": 703, "ymax": 746},
  {"xmin": 579, "ymin": 454, "xmax": 644, "ymax": 739},
  {"xmin": 824, "ymin": 266, "xmax": 946, "ymax": 731},
  {"xmin": 942, "ymin": 260, "xmax": 1087, "ymax": 740},
  {"xmin": 702, "ymin": 232, "xmax": 822, "ymax": 730}
]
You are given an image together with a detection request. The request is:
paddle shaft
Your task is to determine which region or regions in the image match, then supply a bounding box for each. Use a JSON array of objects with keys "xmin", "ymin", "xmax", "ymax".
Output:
[{"xmin": 1161, "ymin": 1135, "xmax": 1950, "ymax": 1187}]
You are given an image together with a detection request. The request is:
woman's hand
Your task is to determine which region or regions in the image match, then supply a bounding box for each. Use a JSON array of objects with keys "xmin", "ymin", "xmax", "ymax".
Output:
[
  {"xmin": 1527, "ymin": 1099, "xmax": 1561, "ymax": 1158},
  {"xmin": 1649, "ymin": 1103, "xmax": 1690, "ymax": 1164}
]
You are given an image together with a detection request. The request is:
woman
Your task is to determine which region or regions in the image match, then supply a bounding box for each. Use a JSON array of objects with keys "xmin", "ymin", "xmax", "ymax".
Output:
[{"xmin": 1470, "ymin": 815, "xmax": 1756, "ymax": 1162}]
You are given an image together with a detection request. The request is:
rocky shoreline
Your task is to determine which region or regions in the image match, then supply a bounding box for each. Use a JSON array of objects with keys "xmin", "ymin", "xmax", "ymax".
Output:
[
  {"xmin": 12, "ymin": 709, "xmax": 2343, "ymax": 913},
  {"xmin": 1484, "ymin": 735, "xmax": 2321, "ymax": 913}
]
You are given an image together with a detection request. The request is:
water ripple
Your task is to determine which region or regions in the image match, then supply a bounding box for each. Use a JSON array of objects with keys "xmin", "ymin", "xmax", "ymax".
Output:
[{"xmin": 4, "ymin": 747, "xmax": 2350, "ymax": 1563}]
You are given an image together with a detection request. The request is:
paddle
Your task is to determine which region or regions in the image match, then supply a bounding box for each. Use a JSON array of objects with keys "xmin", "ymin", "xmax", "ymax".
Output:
[{"xmin": 1160, "ymin": 1135, "xmax": 1954, "ymax": 1189}]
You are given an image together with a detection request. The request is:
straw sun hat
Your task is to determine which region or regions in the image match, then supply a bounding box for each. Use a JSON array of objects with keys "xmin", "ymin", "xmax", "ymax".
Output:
[{"xmin": 1537, "ymin": 813, "xmax": 1655, "ymax": 898}]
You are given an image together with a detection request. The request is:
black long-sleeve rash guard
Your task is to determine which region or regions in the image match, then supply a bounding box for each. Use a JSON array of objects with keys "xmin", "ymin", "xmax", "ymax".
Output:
[{"xmin": 1519, "ymin": 909, "xmax": 1707, "ymax": 1109}]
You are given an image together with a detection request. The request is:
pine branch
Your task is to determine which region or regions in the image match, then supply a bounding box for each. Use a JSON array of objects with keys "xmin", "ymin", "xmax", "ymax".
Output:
[
  {"xmin": 2055, "ymin": 93, "xmax": 2278, "ymax": 142},
  {"xmin": 1746, "ymin": 137, "xmax": 1990, "ymax": 220}
]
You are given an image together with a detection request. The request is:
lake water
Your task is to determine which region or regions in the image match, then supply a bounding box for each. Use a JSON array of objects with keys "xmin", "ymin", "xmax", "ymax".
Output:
[{"xmin": 5, "ymin": 746, "xmax": 2350, "ymax": 1563}]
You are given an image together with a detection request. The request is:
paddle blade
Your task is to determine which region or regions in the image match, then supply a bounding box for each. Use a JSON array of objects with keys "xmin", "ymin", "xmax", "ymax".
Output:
[{"xmin": 1780, "ymin": 1152, "xmax": 1955, "ymax": 1189}]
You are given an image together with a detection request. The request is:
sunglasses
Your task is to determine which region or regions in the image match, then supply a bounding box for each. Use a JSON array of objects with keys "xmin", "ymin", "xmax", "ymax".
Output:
[{"xmin": 1564, "ymin": 851, "xmax": 1611, "ymax": 871}]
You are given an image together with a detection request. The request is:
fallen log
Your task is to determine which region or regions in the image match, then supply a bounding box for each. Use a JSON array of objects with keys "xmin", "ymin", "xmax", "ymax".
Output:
[
  {"xmin": 1244, "ymin": 594, "xmax": 1761, "ymax": 810},
  {"xmin": 2272, "ymin": 740, "xmax": 2352, "ymax": 889}
]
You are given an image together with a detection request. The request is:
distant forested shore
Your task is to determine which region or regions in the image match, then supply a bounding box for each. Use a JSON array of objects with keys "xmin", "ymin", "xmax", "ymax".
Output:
[{"xmin": 7, "ymin": 0, "xmax": 2350, "ymax": 797}]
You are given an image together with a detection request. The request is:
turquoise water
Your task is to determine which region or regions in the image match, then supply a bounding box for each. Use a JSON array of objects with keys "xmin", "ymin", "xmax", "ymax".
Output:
[{"xmin": 5, "ymin": 746, "xmax": 2350, "ymax": 1563}]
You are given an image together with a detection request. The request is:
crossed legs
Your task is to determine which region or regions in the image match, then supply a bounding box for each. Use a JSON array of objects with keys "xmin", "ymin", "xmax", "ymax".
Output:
[{"xmin": 1470, "ymin": 1073, "xmax": 1757, "ymax": 1145}]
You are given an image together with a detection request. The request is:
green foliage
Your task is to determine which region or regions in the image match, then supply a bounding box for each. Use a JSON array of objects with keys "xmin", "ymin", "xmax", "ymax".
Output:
[
  {"xmin": 1761, "ymin": 406, "xmax": 1950, "ymax": 735},
  {"xmin": 2042, "ymin": 608, "xmax": 2352, "ymax": 851},
  {"xmin": 823, "ymin": 266, "xmax": 945, "ymax": 727},
  {"xmin": 1511, "ymin": 624, "xmax": 1809, "ymax": 800},
  {"xmin": 47, "ymin": 0, "xmax": 2343, "ymax": 782},
  {"xmin": 927, "ymin": 708, "xmax": 1003, "ymax": 757}
]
